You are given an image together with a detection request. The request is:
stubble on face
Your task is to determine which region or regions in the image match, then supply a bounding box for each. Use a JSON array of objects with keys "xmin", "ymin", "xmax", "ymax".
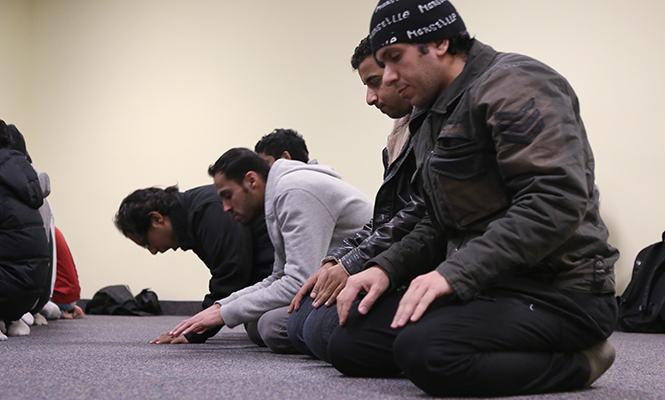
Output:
[
  {"xmin": 127, "ymin": 216, "xmax": 178, "ymax": 255},
  {"xmin": 376, "ymin": 43, "xmax": 447, "ymax": 109},
  {"xmin": 213, "ymin": 172, "xmax": 262, "ymax": 225},
  {"xmin": 358, "ymin": 57, "xmax": 412, "ymax": 119}
]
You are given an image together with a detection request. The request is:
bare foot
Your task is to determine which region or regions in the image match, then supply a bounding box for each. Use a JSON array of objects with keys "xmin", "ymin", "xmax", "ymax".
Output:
[{"xmin": 72, "ymin": 305, "xmax": 85, "ymax": 319}]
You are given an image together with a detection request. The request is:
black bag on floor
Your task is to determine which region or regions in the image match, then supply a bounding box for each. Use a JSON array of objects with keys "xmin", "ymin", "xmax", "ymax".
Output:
[
  {"xmin": 135, "ymin": 288, "xmax": 163, "ymax": 315},
  {"xmin": 85, "ymin": 285, "xmax": 162, "ymax": 316},
  {"xmin": 617, "ymin": 231, "xmax": 665, "ymax": 332}
]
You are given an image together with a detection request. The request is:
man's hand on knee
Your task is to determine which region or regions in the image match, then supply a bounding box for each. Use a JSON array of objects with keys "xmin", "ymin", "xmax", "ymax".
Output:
[
  {"xmin": 337, "ymin": 266, "xmax": 389, "ymax": 325},
  {"xmin": 311, "ymin": 262, "xmax": 349, "ymax": 308},
  {"xmin": 391, "ymin": 270, "xmax": 452, "ymax": 329},
  {"xmin": 289, "ymin": 266, "xmax": 324, "ymax": 313}
]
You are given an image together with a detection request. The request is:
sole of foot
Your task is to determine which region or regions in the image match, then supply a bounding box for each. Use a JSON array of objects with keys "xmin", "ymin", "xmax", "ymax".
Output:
[
  {"xmin": 7, "ymin": 319, "xmax": 31, "ymax": 337},
  {"xmin": 33, "ymin": 313, "xmax": 49, "ymax": 326}
]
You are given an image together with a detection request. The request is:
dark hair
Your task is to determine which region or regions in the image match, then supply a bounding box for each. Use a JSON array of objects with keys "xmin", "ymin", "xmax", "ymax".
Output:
[
  {"xmin": 208, "ymin": 148, "xmax": 270, "ymax": 185},
  {"xmin": 254, "ymin": 128, "xmax": 309, "ymax": 163},
  {"xmin": 351, "ymin": 36, "xmax": 372, "ymax": 71},
  {"xmin": 5, "ymin": 124, "xmax": 32, "ymax": 162},
  {"xmin": 0, "ymin": 120, "xmax": 11, "ymax": 149},
  {"xmin": 417, "ymin": 31, "xmax": 475, "ymax": 56},
  {"xmin": 114, "ymin": 185, "xmax": 179, "ymax": 238}
]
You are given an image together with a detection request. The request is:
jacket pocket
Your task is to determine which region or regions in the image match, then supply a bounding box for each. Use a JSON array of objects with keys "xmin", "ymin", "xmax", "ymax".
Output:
[{"xmin": 427, "ymin": 139, "xmax": 508, "ymax": 227}]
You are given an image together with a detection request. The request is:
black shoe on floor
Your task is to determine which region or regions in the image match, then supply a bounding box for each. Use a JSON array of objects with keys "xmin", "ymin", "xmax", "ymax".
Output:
[{"xmin": 582, "ymin": 339, "xmax": 616, "ymax": 388}]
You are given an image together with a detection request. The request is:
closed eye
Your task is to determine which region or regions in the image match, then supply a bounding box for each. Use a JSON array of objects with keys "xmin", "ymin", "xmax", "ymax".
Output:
[
  {"xmin": 367, "ymin": 77, "xmax": 382, "ymax": 89},
  {"xmin": 384, "ymin": 51, "xmax": 402, "ymax": 63}
]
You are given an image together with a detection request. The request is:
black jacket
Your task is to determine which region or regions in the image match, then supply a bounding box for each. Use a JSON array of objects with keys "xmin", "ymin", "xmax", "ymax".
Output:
[
  {"xmin": 327, "ymin": 130, "xmax": 427, "ymax": 275},
  {"xmin": 0, "ymin": 149, "xmax": 50, "ymax": 321},
  {"xmin": 169, "ymin": 185, "xmax": 274, "ymax": 342}
]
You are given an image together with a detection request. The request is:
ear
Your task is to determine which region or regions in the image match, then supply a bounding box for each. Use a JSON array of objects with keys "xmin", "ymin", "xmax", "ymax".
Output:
[
  {"xmin": 244, "ymin": 171, "xmax": 260, "ymax": 189},
  {"xmin": 148, "ymin": 211, "xmax": 164, "ymax": 226},
  {"xmin": 431, "ymin": 39, "xmax": 450, "ymax": 57},
  {"xmin": 281, "ymin": 151, "xmax": 292, "ymax": 160}
]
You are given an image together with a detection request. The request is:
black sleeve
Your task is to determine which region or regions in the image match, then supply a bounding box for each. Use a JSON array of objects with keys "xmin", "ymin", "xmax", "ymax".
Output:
[
  {"xmin": 340, "ymin": 195, "xmax": 428, "ymax": 275},
  {"xmin": 247, "ymin": 215, "xmax": 274, "ymax": 285},
  {"xmin": 326, "ymin": 221, "xmax": 374, "ymax": 263},
  {"xmin": 191, "ymin": 203, "xmax": 255, "ymax": 309},
  {"xmin": 368, "ymin": 213, "xmax": 448, "ymax": 290},
  {"xmin": 184, "ymin": 325, "xmax": 222, "ymax": 343}
]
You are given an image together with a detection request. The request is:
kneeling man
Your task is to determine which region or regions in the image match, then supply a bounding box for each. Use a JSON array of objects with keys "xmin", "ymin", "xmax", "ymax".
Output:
[
  {"xmin": 115, "ymin": 184, "xmax": 274, "ymax": 344},
  {"xmin": 169, "ymin": 148, "xmax": 372, "ymax": 353},
  {"xmin": 330, "ymin": 0, "xmax": 619, "ymax": 397}
]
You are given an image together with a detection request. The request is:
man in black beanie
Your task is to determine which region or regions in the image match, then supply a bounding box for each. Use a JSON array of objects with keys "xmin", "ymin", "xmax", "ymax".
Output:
[{"xmin": 329, "ymin": 0, "xmax": 618, "ymax": 397}]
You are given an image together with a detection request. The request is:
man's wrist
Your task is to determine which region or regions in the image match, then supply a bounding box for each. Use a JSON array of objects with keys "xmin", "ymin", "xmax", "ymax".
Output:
[
  {"xmin": 332, "ymin": 262, "xmax": 350, "ymax": 276},
  {"xmin": 367, "ymin": 264, "xmax": 391, "ymax": 285},
  {"xmin": 320, "ymin": 256, "xmax": 340, "ymax": 267}
]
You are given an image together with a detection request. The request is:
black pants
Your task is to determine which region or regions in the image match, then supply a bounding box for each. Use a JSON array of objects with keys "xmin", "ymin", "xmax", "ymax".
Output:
[
  {"xmin": 288, "ymin": 295, "xmax": 358, "ymax": 362},
  {"xmin": 328, "ymin": 279, "xmax": 617, "ymax": 397},
  {"xmin": 0, "ymin": 273, "xmax": 41, "ymax": 322}
]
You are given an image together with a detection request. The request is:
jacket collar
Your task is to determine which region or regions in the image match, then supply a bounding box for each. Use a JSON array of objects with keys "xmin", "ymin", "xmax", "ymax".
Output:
[{"xmin": 169, "ymin": 192, "xmax": 195, "ymax": 251}]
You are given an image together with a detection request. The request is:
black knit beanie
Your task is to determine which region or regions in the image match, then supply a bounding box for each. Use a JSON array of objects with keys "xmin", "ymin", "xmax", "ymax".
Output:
[{"xmin": 369, "ymin": 0, "xmax": 466, "ymax": 52}]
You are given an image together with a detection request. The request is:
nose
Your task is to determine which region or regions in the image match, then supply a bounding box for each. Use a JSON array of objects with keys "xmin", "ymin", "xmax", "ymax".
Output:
[
  {"xmin": 366, "ymin": 88, "xmax": 378, "ymax": 106},
  {"xmin": 223, "ymin": 200, "xmax": 232, "ymax": 213},
  {"xmin": 383, "ymin": 65, "xmax": 398, "ymax": 87},
  {"xmin": 148, "ymin": 246, "xmax": 158, "ymax": 255}
]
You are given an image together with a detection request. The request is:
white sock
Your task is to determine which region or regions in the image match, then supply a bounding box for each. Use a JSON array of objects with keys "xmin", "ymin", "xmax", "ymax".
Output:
[
  {"xmin": 33, "ymin": 313, "xmax": 49, "ymax": 326},
  {"xmin": 40, "ymin": 301, "xmax": 61, "ymax": 320},
  {"xmin": 7, "ymin": 319, "xmax": 30, "ymax": 336},
  {"xmin": 0, "ymin": 331, "xmax": 7, "ymax": 341},
  {"xmin": 21, "ymin": 312, "xmax": 35, "ymax": 326},
  {"xmin": 0, "ymin": 320, "xmax": 6, "ymax": 334}
]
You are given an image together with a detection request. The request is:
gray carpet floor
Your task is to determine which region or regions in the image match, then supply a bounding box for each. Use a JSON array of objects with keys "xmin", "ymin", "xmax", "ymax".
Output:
[{"xmin": 1, "ymin": 315, "xmax": 664, "ymax": 400}]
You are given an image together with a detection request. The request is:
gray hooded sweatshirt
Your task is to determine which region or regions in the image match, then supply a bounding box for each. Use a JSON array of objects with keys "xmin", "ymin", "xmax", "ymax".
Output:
[{"xmin": 216, "ymin": 159, "xmax": 373, "ymax": 327}]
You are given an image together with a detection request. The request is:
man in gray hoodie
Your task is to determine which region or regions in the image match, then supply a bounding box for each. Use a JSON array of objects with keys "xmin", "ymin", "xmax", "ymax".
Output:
[{"xmin": 168, "ymin": 147, "xmax": 373, "ymax": 353}]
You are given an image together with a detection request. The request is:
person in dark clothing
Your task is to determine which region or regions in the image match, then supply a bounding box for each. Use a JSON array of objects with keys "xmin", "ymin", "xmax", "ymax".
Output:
[
  {"xmin": 254, "ymin": 128, "xmax": 310, "ymax": 166},
  {"xmin": 286, "ymin": 36, "xmax": 424, "ymax": 362},
  {"xmin": 5, "ymin": 123, "xmax": 56, "ymax": 324},
  {"xmin": 0, "ymin": 119, "xmax": 50, "ymax": 340},
  {"xmin": 329, "ymin": 1, "xmax": 618, "ymax": 397},
  {"xmin": 114, "ymin": 184, "xmax": 273, "ymax": 344}
]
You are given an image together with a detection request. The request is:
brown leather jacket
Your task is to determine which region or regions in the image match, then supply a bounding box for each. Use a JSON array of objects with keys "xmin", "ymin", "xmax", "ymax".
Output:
[{"xmin": 371, "ymin": 41, "xmax": 618, "ymax": 302}]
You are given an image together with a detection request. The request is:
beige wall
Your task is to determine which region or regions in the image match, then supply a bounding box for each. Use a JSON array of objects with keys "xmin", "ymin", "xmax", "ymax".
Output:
[
  {"xmin": 2, "ymin": 0, "xmax": 664, "ymax": 301},
  {"xmin": 0, "ymin": 0, "xmax": 32, "ymax": 124}
]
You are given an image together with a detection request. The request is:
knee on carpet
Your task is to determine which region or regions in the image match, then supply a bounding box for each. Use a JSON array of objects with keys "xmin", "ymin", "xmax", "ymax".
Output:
[
  {"xmin": 327, "ymin": 326, "xmax": 364, "ymax": 376},
  {"xmin": 286, "ymin": 311, "xmax": 316, "ymax": 357},
  {"xmin": 393, "ymin": 325, "xmax": 474, "ymax": 397},
  {"xmin": 328, "ymin": 325, "xmax": 402, "ymax": 377},
  {"xmin": 285, "ymin": 304, "xmax": 307, "ymax": 347},
  {"xmin": 256, "ymin": 307, "xmax": 296, "ymax": 354}
]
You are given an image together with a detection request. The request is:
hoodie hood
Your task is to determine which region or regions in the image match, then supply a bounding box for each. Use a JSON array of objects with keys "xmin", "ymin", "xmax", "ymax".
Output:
[
  {"xmin": 38, "ymin": 171, "xmax": 51, "ymax": 198},
  {"xmin": 264, "ymin": 159, "xmax": 343, "ymax": 219},
  {"xmin": 0, "ymin": 149, "xmax": 44, "ymax": 209},
  {"xmin": 266, "ymin": 158, "xmax": 340, "ymax": 194}
]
